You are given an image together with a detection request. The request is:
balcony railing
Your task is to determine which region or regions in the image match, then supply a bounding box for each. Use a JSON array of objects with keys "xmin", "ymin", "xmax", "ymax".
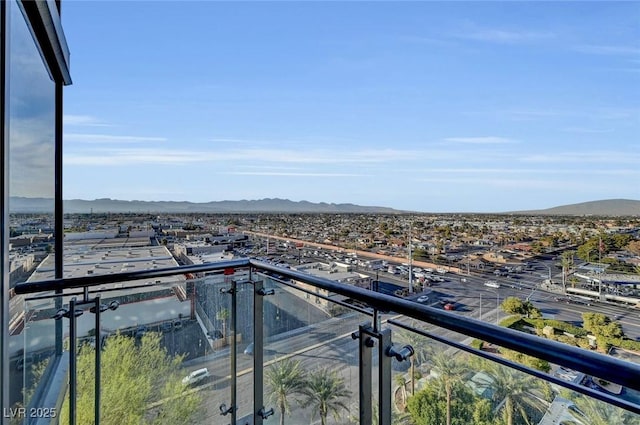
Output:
[{"xmin": 13, "ymin": 258, "xmax": 640, "ymax": 425}]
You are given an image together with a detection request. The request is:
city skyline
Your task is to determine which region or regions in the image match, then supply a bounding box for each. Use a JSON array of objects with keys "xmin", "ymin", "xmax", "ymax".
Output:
[{"xmin": 61, "ymin": 1, "xmax": 639, "ymax": 212}]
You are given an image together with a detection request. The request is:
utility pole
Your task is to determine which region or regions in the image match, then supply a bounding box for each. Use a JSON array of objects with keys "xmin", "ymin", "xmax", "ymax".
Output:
[
  {"xmin": 408, "ymin": 221, "xmax": 413, "ymax": 294},
  {"xmin": 487, "ymin": 290, "xmax": 499, "ymax": 325}
]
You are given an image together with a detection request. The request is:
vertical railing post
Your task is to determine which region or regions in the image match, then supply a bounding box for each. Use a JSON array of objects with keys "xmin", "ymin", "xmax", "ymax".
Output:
[
  {"xmin": 68, "ymin": 298, "xmax": 78, "ymax": 425},
  {"xmin": 253, "ymin": 280, "xmax": 264, "ymax": 425},
  {"xmin": 378, "ymin": 328, "xmax": 392, "ymax": 425},
  {"xmin": 55, "ymin": 293, "xmax": 63, "ymax": 356},
  {"xmin": 230, "ymin": 279, "xmax": 238, "ymax": 425},
  {"xmin": 358, "ymin": 324, "xmax": 373, "ymax": 425},
  {"xmin": 254, "ymin": 280, "xmax": 273, "ymax": 425},
  {"xmin": 93, "ymin": 296, "xmax": 101, "ymax": 425}
]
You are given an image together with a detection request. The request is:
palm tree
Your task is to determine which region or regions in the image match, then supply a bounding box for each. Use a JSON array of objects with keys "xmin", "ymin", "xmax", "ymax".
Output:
[
  {"xmin": 482, "ymin": 362, "xmax": 549, "ymax": 425},
  {"xmin": 395, "ymin": 328, "xmax": 432, "ymax": 395},
  {"xmin": 561, "ymin": 251, "xmax": 574, "ymax": 293},
  {"xmin": 570, "ymin": 393, "xmax": 638, "ymax": 425},
  {"xmin": 431, "ymin": 352, "xmax": 468, "ymax": 425},
  {"xmin": 300, "ymin": 369, "xmax": 351, "ymax": 425},
  {"xmin": 265, "ymin": 359, "xmax": 307, "ymax": 425},
  {"xmin": 395, "ymin": 374, "xmax": 408, "ymax": 410}
]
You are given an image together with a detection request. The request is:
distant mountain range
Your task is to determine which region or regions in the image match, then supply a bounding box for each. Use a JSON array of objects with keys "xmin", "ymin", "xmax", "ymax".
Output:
[
  {"xmin": 9, "ymin": 197, "xmax": 402, "ymax": 214},
  {"xmin": 8, "ymin": 197, "xmax": 640, "ymax": 216},
  {"xmin": 509, "ymin": 199, "xmax": 640, "ymax": 216}
]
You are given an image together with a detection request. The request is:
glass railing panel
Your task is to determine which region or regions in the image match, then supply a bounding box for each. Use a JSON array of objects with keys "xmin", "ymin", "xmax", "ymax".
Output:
[
  {"xmin": 552, "ymin": 387, "xmax": 640, "ymax": 425},
  {"xmin": 386, "ymin": 319, "xmax": 436, "ymax": 422},
  {"xmin": 15, "ymin": 265, "xmax": 256, "ymax": 425},
  {"xmin": 259, "ymin": 274, "xmax": 368, "ymax": 425},
  {"xmin": 189, "ymin": 269, "xmax": 253, "ymax": 424},
  {"xmin": 386, "ymin": 319, "xmax": 640, "ymax": 425},
  {"xmin": 61, "ymin": 276, "xmax": 203, "ymax": 424},
  {"xmin": 18, "ymin": 295, "xmax": 59, "ymax": 417}
]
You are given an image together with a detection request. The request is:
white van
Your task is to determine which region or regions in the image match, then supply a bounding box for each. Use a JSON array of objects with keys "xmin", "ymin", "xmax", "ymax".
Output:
[{"xmin": 182, "ymin": 368, "xmax": 210, "ymax": 386}]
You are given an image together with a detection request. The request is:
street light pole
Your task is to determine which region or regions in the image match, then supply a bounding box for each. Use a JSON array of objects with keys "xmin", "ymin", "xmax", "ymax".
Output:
[
  {"xmin": 408, "ymin": 222, "xmax": 413, "ymax": 294},
  {"xmin": 486, "ymin": 289, "xmax": 499, "ymax": 325}
]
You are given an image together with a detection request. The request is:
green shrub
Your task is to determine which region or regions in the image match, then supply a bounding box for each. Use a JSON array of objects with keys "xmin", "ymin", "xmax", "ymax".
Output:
[{"xmin": 470, "ymin": 339, "xmax": 483, "ymax": 350}]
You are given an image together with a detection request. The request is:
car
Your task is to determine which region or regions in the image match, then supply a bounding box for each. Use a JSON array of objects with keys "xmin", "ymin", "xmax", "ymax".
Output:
[
  {"xmin": 135, "ymin": 325, "xmax": 148, "ymax": 339},
  {"xmin": 461, "ymin": 278, "xmax": 467, "ymax": 283},
  {"xmin": 484, "ymin": 281, "xmax": 500, "ymax": 288},
  {"xmin": 416, "ymin": 295, "xmax": 429, "ymax": 303},
  {"xmin": 182, "ymin": 368, "xmax": 210, "ymax": 386},
  {"xmin": 444, "ymin": 303, "xmax": 455, "ymax": 311},
  {"xmin": 244, "ymin": 342, "xmax": 254, "ymax": 356}
]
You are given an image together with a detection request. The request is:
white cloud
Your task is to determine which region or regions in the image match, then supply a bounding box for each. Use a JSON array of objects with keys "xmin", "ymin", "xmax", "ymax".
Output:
[
  {"xmin": 574, "ymin": 45, "xmax": 640, "ymax": 56},
  {"xmin": 521, "ymin": 151, "xmax": 640, "ymax": 164},
  {"xmin": 422, "ymin": 167, "xmax": 640, "ymax": 176},
  {"xmin": 226, "ymin": 171, "xmax": 366, "ymax": 177},
  {"xmin": 64, "ymin": 146, "xmax": 423, "ymax": 166},
  {"xmin": 561, "ymin": 127, "xmax": 613, "ymax": 134},
  {"xmin": 63, "ymin": 115, "xmax": 110, "ymax": 127},
  {"xmin": 207, "ymin": 135, "xmax": 359, "ymax": 147},
  {"xmin": 65, "ymin": 133, "xmax": 167, "ymax": 144},
  {"xmin": 495, "ymin": 107, "xmax": 640, "ymax": 122},
  {"xmin": 454, "ymin": 27, "xmax": 554, "ymax": 44},
  {"xmin": 444, "ymin": 137, "xmax": 516, "ymax": 144},
  {"xmin": 65, "ymin": 148, "xmax": 201, "ymax": 165}
]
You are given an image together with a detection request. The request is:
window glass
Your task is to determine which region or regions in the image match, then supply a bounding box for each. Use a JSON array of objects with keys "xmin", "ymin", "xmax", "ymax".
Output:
[
  {"xmin": 7, "ymin": 0, "xmax": 56, "ymax": 285},
  {"xmin": 7, "ymin": 0, "xmax": 56, "ymax": 412}
]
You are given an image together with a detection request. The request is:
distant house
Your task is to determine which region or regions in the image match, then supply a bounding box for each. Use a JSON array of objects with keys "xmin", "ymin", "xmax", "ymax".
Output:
[
  {"xmin": 467, "ymin": 259, "xmax": 486, "ymax": 270},
  {"xmin": 506, "ymin": 242, "xmax": 533, "ymax": 252},
  {"xmin": 474, "ymin": 239, "xmax": 491, "ymax": 246}
]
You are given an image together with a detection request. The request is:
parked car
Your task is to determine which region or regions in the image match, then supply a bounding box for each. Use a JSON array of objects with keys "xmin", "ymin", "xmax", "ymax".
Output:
[
  {"xmin": 416, "ymin": 295, "xmax": 429, "ymax": 303},
  {"xmin": 182, "ymin": 368, "xmax": 210, "ymax": 386},
  {"xmin": 135, "ymin": 325, "xmax": 148, "ymax": 339}
]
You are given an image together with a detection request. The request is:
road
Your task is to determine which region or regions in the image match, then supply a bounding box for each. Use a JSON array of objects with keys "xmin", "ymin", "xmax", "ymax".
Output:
[
  {"xmin": 164, "ymin": 251, "xmax": 640, "ymax": 422},
  {"xmin": 181, "ymin": 311, "xmax": 371, "ymax": 424}
]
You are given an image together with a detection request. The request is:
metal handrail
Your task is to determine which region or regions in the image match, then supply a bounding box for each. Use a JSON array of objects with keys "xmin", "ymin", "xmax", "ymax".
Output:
[
  {"xmin": 13, "ymin": 258, "xmax": 251, "ymax": 293},
  {"xmin": 13, "ymin": 257, "xmax": 640, "ymax": 397},
  {"xmin": 389, "ymin": 319, "xmax": 640, "ymax": 414}
]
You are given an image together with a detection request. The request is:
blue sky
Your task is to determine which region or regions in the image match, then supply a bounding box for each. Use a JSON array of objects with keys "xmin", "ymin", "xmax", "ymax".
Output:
[{"xmin": 61, "ymin": 1, "xmax": 639, "ymax": 213}]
